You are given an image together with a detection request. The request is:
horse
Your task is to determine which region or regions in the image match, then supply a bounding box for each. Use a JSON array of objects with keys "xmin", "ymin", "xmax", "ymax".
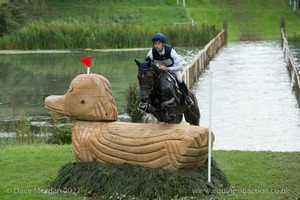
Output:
[{"xmin": 135, "ymin": 59, "xmax": 200, "ymax": 125}]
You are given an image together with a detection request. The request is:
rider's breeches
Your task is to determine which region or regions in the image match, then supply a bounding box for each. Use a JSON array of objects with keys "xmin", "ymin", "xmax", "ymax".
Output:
[{"xmin": 173, "ymin": 71, "xmax": 183, "ymax": 83}]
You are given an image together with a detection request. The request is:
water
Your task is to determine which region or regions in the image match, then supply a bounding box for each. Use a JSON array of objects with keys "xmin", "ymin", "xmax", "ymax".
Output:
[
  {"xmin": 290, "ymin": 43, "xmax": 300, "ymax": 67},
  {"xmin": 194, "ymin": 41, "xmax": 300, "ymax": 152}
]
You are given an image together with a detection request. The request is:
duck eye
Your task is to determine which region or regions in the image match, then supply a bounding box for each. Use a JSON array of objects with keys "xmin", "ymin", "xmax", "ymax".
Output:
[
  {"xmin": 80, "ymin": 100, "xmax": 85, "ymax": 105},
  {"xmin": 68, "ymin": 85, "xmax": 73, "ymax": 92}
]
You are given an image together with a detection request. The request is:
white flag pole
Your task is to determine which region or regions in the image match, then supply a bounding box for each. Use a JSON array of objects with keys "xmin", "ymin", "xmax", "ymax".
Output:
[
  {"xmin": 208, "ymin": 71, "xmax": 213, "ymax": 183},
  {"xmin": 87, "ymin": 67, "xmax": 90, "ymax": 74}
]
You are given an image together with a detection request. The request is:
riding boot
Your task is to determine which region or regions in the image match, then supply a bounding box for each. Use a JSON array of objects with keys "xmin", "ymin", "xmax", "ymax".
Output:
[{"xmin": 179, "ymin": 82, "xmax": 194, "ymax": 106}]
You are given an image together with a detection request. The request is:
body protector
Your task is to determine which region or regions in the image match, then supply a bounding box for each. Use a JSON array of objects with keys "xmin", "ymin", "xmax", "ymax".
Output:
[{"xmin": 152, "ymin": 44, "xmax": 174, "ymax": 67}]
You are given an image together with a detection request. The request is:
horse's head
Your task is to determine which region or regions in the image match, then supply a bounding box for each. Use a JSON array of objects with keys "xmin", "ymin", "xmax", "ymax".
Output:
[{"xmin": 134, "ymin": 59, "xmax": 154, "ymax": 102}]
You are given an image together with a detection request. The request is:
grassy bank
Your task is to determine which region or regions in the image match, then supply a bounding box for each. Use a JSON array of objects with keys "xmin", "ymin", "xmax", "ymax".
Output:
[
  {"xmin": 1, "ymin": 0, "xmax": 300, "ymax": 49},
  {"xmin": 187, "ymin": 0, "xmax": 300, "ymax": 41},
  {"xmin": 0, "ymin": 144, "xmax": 299, "ymax": 199},
  {"xmin": 27, "ymin": 0, "xmax": 300, "ymax": 42}
]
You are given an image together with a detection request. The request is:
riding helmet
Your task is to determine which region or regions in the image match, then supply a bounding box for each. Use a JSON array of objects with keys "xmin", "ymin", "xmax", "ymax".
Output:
[{"xmin": 152, "ymin": 33, "xmax": 166, "ymax": 43}]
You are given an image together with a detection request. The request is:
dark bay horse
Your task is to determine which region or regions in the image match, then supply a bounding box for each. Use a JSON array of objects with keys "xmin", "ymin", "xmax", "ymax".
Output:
[{"xmin": 135, "ymin": 59, "xmax": 200, "ymax": 125}]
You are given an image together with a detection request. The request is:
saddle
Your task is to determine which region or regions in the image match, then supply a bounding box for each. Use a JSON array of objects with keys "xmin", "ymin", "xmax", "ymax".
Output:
[{"xmin": 167, "ymin": 72, "xmax": 181, "ymax": 94}]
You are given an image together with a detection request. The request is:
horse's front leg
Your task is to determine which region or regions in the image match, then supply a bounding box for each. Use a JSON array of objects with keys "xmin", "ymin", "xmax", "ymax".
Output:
[
  {"xmin": 152, "ymin": 110, "xmax": 175, "ymax": 123},
  {"xmin": 138, "ymin": 102, "xmax": 156, "ymax": 114},
  {"xmin": 160, "ymin": 97, "xmax": 176, "ymax": 110}
]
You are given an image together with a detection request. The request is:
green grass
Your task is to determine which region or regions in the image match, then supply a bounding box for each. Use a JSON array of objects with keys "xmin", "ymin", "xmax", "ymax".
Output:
[
  {"xmin": 0, "ymin": 145, "xmax": 299, "ymax": 199},
  {"xmin": 38, "ymin": 0, "xmax": 187, "ymax": 26},
  {"xmin": 213, "ymin": 151, "xmax": 300, "ymax": 200},
  {"xmin": 0, "ymin": 144, "xmax": 79, "ymax": 200},
  {"xmin": 186, "ymin": 0, "xmax": 300, "ymax": 41},
  {"xmin": 35, "ymin": 0, "xmax": 300, "ymax": 42}
]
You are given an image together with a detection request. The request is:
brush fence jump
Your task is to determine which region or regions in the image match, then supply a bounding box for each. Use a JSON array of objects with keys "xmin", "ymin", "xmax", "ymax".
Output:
[
  {"xmin": 44, "ymin": 74, "xmax": 214, "ymax": 171},
  {"xmin": 281, "ymin": 28, "xmax": 300, "ymax": 106}
]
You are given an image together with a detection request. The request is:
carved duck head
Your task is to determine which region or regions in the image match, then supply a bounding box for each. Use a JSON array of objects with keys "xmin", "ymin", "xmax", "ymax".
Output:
[{"xmin": 44, "ymin": 74, "xmax": 118, "ymax": 121}]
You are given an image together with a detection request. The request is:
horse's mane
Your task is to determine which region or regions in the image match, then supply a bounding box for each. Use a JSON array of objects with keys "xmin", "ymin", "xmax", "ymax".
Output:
[
  {"xmin": 151, "ymin": 62, "xmax": 163, "ymax": 76},
  {"xmin": 135, "ymin": 59, "xmax": 163, "ymax": 76}
]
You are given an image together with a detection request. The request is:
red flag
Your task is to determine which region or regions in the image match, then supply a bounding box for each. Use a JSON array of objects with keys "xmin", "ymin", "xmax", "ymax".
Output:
[{"xmin": 80, "ymin": 56, "xmax": 91, "ymax": 67}]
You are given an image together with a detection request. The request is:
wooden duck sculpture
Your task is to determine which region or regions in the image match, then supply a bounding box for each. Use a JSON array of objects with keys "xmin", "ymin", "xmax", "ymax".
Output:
[{"xmin": 45, "ymin": 74, "xmax": 215, "ymax": 171}]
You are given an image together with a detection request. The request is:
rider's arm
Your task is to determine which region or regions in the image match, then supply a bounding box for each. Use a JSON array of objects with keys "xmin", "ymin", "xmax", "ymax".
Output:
[
  {"xmin": 169, "ymin": 49, "xmax": 183, "ymax": 72},
  {"xmin": 145, "ymin": 50, "xmax": 153, "ymax": 60}
]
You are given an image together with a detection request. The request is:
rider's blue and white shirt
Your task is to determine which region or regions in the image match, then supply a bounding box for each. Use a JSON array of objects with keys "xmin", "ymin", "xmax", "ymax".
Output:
[{"xmin": 146, "ymin": 45, "xmax": 183, "ymax": 82}]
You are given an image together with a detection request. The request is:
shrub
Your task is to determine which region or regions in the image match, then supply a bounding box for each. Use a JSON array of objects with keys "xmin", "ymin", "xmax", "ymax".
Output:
[
  {"xmin": 47, "ymin": 124, "xmax": 72, "ymax": 145},
  {"xmin": 49, "ymin": 157, "xmax": 230, "ymax": 199},
  {"xmin": 1, "ymin": 22, "xmax": 219, "ymax": 49},
  {"xmin": 122, "ymin": 82, "xmax": 145, "ymax": 123},
  {"xmin": 12, "ymin": 112, "xmax": 32, "ymax": 144},
  {"xmin": 287, "ymin": 32, "xmax": 300, "ymax": 43}
]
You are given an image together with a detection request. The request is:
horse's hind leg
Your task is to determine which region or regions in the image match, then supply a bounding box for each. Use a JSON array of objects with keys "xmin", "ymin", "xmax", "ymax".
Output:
[{"xmin": 184, "ymin": 107, "xmax": 200, "ymax": 125}]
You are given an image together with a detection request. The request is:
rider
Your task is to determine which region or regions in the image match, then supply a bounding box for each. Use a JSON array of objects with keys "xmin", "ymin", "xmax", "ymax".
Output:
[{"xmin": 145, "ymin": 33, "xmax": 194, "ymax": 106}]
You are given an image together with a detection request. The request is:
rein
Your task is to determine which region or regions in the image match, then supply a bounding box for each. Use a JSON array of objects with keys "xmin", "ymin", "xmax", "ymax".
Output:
[
  {"xmin": 148, "ymin": 67, "xmax": 164, "ymax": 95},
  {"xmin": 139, "ymin": 65, "xmax": 165, "ymax": 97}
]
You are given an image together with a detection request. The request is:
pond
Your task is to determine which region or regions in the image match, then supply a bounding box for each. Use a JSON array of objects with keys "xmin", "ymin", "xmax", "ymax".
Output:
[{"xmin": 0, "ymin": 47, "xmax": 199, "ymax": 132}]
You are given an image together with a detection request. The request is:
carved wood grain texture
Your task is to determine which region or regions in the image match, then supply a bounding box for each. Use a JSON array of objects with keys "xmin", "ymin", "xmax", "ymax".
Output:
[{"xmin": 72, "ymin": 121, "xmax": 214, "ymax": 171}]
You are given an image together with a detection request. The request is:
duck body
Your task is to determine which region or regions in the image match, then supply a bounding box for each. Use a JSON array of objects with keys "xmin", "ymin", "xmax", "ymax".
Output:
[{"xmin": 72, "ymin": 121, "xmax": 214, "ymax": 170}]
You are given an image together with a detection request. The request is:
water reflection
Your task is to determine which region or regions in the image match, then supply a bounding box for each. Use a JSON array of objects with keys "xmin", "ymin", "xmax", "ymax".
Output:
[{"xmin": 194, "ymin": 41, "xmax": 300, "ymax": 152}]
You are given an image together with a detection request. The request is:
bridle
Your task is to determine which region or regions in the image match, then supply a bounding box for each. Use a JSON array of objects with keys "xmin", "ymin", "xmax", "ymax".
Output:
[{"xmin": 139, "ymin": 66, "xmax": 162, "ymax": 96}]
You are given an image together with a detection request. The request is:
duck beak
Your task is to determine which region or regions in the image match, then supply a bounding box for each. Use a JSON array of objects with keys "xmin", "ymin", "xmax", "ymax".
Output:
[{"xmin": 44, "ymin": 95, "xmax": 70, "ymax": 116}]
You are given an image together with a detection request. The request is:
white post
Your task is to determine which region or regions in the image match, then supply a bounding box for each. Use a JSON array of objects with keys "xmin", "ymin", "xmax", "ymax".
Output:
[
  {"xmin": 183, "ymin": 0, "xmax": 186, "ymax": 7},
  {"xmin": 183, "ymin": 68, "xmax": 189, "ymax": 88},
  {"xmin": 208, "ymin": 71, "xmax": 213, "ymax": 183},
  {"xmin": 87, "ymin": 67, "xmax": 90, "ymax": 74}
]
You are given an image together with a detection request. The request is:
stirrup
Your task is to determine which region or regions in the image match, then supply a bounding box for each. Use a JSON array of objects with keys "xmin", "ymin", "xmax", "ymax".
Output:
[{"xmin": 185, "ymin": 97, "xmax": 194, "ymax": 106}]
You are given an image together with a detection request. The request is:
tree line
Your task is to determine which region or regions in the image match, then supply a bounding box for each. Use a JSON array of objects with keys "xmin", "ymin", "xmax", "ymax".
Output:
[{"xmin": 0, "ymin": 0, "xmax": 46, "ymax": 36}]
